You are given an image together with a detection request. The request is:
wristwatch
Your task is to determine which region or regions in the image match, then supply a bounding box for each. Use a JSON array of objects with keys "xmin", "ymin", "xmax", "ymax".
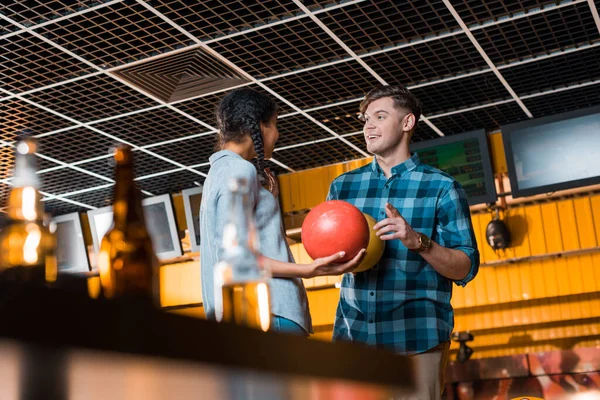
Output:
[{"xmin": 410, "ymin": 232, "xmax": 432, "ymax": 253}]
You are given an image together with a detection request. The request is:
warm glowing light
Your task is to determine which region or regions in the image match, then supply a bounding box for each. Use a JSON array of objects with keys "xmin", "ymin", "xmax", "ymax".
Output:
[
  {"xmin": 16, "ymin": 142, "xmax": 30, "ymax": 154},
  {"xmin": 98, "ymin": 249, "xmax": 111, "ymax": 296},
  {"xmin": 22, "ymin": 225, "xmax": 41, "ymax": 264},
  {"xmin": 21, "ymin": 187, "xmax": 37, "ymax": 221},
  {"xmin": 572, "ymin": 392, "xmax": 600, "ymax": 400},
  {"xmin": 257, "ymin": 282, "xmax": 270, "ymax": 332}
]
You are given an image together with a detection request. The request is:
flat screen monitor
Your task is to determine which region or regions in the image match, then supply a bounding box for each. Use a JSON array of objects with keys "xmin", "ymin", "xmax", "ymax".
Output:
[
  {"xmin": 501, "ymin": 106, "xmax": 600, "ymax": 198},
  {"xmin": 53, "ymin": 213, "xmax": 91, "ymax": 274},
  {"xmin": 181, "ymin": 186, "xmax": 203, "ymax": 252},
  {"xmin": 411, "ymin": 129, "xmax": 497, "ymax": 205},
  {"xmin": 87, "ymin": 194, "xmax": 183, "ymax": 260}
]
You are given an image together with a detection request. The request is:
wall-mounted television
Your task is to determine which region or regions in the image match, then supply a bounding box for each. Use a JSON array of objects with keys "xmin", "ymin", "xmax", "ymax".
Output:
[
  {"xmin": 87, "ymin": 194, "xmax": 183, "ymax": 260},
  {"xmin": 181, "ymin": 186, "xmax": 202, "ymax": 253},
  {"xmin": 411, "ymin": 129, "xmax": 497, "ymax": 205},
  {"xmin": 501, "ymin": 106, "xmax": 600, "ymax": 198},
  {"xmin": 53, "ymin": 212, "xmax": 91, "ymax": 274}
]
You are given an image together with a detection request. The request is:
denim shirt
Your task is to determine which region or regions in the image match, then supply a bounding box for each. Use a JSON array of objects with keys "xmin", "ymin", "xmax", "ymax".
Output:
[{"xmin": 200, "ymin": 150, "xmax": 312, "ymax": 333}]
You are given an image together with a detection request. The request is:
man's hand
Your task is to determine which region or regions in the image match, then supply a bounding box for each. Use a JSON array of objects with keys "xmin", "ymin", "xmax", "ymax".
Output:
[
  {"xmin": 373, "ymin": 202, "xmax": 420, "ymax": 249},
  {"xmin": 305, "ymin": 249, "xmax": 366, "ymax": 278}
]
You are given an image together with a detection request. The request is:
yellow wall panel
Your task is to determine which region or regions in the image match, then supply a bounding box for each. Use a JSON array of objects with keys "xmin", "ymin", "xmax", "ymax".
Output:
[
  {"xmin": 278, "ymin": 174, "xmax": 293, "ymax": 213},
  {"xmin": 306, "ymin": 288, "xmax": 340, "ymax": 326},
  {"xmin": 302, "ymin": 167, "xmax": 329, "ymax": 209},
  {"xmin": 591, "ymin": 195, "xmax": 600, "ymax": 239},
  {"xmin": 557, "ymin": 199, "xmax": 581, "ymax": 251},
  {"xmin": 523, "ymin": 205, "xmax": 547, "ymax": 256},
  {"xmin": 540, "ymin": 202, "xmax": 563, "ymax": 253},
  {"xmin": 482, "ymin": 267, "xmax": 499, "ymax": 304},
  {"xmin": 574, "ymin": 197, "xmax": 598, "ymax": 248},
  {"xmin": 451, "ymin": 285, "xmax": 466, "ymax": 309}
]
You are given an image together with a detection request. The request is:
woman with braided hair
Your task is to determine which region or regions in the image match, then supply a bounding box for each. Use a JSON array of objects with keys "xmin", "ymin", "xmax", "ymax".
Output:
[{"xmin": 200, "ymin": 88, "xmax": 364, "ymax": 335}]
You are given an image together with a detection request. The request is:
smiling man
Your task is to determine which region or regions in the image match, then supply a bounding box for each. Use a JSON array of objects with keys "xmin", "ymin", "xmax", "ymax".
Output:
[{"xmin": 327, "ymin": 85, "xmax": 480, "ymax": 399}]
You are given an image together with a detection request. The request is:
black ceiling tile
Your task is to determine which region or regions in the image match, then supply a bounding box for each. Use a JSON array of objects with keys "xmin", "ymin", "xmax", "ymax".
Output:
[
  {"xmin": 307, "ymin": 101, "xmax": 363, "ymax": 134},
  {"xmin": 411, "ymin": 72, "xmax": 512, "ymax": 115},
  {"xmin": 151, "ymin": 0, "xmax": 301, "ymax": 42},
  {"xmin": 36, "ymin": 127, "xmax": 118, "ymax": 164},
  {"xmin": 0, "ymin": 146, "xmax": 14, "ymax": 181},
  {"xmin": 147, "ymin": 134, "xmax": 218, "ymax": 167},
  {"xmin": 39, "ymin": 168, "xmax": 109, "ymax": 196},
  {"xmin": 523, "ymin": 83, "xmax": 600, "ymax": 117},
  {"xmin": 175, "ymin": 84, "xmax": 293, "ymax": 127},
  {"xmin": 63, "ymin": 186, "xmax": 115, "ymax": 209},
  {"xmin": 1, "ymin": 16, "xmax": 18, "ymax": 34},
  {"xmin": 316, "ymin": 0, "xmax": 459, "ymax": 54},
  {"xmin": 428, "ymin": 102, "xmax": 529, "ymax": 134},
  {"xmin": 35, "ymin": 155, "xmax": 63, "ymax": 173},
  {"xmin": 92, "ymin": 107, "xmax": 208, "ymax": 147},
  {"xmin": 412, "ymin": 121, "xmax": 444, "ymax": 143},
  {"xmin": 502, "ymin": 45, "xmax": 600, "ymax": 95},
  {"xmin": 343, "ymin": 134, "xmax": 367, "ymax": 155},
  {"xmin": 210, "ymin": 18, "xmax": 348, "ymax": 79},
  {"xmin": 137, "ymin": 170, "xmax": 204, "ymax": 195},
  {"xmin": 35, "ymin": 1, "xmax": 191, "ymax": 68},
  {"xmin": 24, "ymin": 75, "xmax": 158, "ymax": 123},
  {"xmin": 0, "ymin": 98, "xmax": 76, "ymax": 141},
  {"xmin": 451, "ymin": 0, "xmax": 562, "ymax": 26},
  {"xmin": 76, "ymin": 150, "xmax": 178, "ymax": 180},
  {"xmin": 264, "ymin": 61, "xmax": 375, "ymax": 110},
  {"xmin": 0, "ymin": 1, "xmax": 105, "ymax": 28},
  {"xmin": 42, "ymin": 198, "xmax": 87, "ymax": 218},
  {"xmin": 273, "ymin": 139, "xmax": 363, "ymax": 171},
  {"xmin": 364, "ymin": 34, "xmax": 489, "ymax": 86},
  {"xmin": 473, "ymin": 3, "xmax": 600, "ymax": 65},
  {"xmin": 0, "ymin": 32, "xmax": 95, "ymax": 93},
  {"xmin": 276, "ymin": 114, "xmax": 333, "ymax": 147}
]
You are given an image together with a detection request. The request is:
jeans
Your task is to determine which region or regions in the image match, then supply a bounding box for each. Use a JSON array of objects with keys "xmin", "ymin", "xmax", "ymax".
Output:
[{"xmin": 272, "ymin": 316, "xmax": 308, "ymax": 336}]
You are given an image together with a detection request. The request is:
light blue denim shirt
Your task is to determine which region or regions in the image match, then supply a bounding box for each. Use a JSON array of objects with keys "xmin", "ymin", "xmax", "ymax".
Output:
[{"xmin": 200, "ymin": 150, "xmax": 312, "ymax": 333}]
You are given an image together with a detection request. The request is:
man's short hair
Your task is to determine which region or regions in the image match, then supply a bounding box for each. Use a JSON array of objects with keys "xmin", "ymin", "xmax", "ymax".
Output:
[{"xmin": 360, "ymin": 85, "xmax": 422, "ymax": 123}]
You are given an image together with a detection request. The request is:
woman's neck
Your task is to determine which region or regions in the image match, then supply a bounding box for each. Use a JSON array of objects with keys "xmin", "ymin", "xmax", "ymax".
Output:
[{"xmin": 223, "ymin": 135, "xmax": 256, "ymax": 161}]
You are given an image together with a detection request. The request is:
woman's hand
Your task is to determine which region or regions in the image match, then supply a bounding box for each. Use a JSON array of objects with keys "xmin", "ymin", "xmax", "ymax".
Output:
[{"xmin": 304, "ymin": 249, "xmax": 366, "ymax": 278}]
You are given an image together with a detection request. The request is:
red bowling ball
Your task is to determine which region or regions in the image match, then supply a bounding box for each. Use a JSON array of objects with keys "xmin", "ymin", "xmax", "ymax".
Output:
[{"xmin": 301, "ymin": 200, "xmax": 370, "ymax": 263}]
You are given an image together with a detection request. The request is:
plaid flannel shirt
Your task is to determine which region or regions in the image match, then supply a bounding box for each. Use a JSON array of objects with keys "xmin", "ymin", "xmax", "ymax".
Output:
[{"xmin": 327, "ymin": 153, "xmax": 479, "ymax": 355}]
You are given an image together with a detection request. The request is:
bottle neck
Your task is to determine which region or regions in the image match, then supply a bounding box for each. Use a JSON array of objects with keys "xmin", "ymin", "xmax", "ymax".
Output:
[
  {"xmin": 8, "ymin": 147, "xmax": 43, "ymax": 222},
  {"xmin": 112, "ymin": 161, "xmax": 145, "ymax": 229},
  {"xmin": 7, "ymin": 186, "xmax": 44, "ymax": 222}
]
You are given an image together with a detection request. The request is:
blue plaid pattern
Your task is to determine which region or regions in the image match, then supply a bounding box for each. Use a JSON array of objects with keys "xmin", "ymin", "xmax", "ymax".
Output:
[{"xmin": 327, "ymin": 153, "xmax": 479, "ymax": 355}]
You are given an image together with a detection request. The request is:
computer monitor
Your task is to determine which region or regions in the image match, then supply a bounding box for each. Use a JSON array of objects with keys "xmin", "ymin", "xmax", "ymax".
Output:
[
  {"xmin": 181, "ymin": 186, "xmax": 203, "ymax": 252},
  {"xmin": 87, "ymin": 194, "xmax": 183, "ymax": 260},
  {"xmin": 501, "ymin": 105, "xmax": 600, "ymax": 198},
  {"xmin": 411, "ymin": 129, "xmax": 497, "ymax": 205},
  {"xmin": 53, "ymin": 213, "xmax": 91, "ymax": 274}
]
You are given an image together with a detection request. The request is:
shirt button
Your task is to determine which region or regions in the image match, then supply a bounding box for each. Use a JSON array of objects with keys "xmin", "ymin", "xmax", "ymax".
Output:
[
  {"xmin": 370, "ymin": 292, "xmax": 374, "ymax": 296},
  {"xmin": 369, "ymin": 320, "xmax": 374, "ymax": 324},
  {"xmin": 380, "ymin": 211, "xmax": 385, "ymax": 216}
]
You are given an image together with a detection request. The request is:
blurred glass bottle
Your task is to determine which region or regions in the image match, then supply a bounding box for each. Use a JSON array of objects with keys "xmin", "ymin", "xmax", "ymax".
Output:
[
  {"xmin": 97, "ymin": 145, "xmax": 159, "ymax": 303},
  {"xmin": 0, "ymin": 137, "xmax": 57, "ymax": 283},
  {"xmin": 214, "ymin": 178, "xmax": 271, "ymax": 331}
]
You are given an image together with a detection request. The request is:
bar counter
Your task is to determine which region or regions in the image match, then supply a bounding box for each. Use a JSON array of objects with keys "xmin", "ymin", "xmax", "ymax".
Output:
[{"xmin": 0, "ymin": 283, "xmax": 413, "ymax": 399}]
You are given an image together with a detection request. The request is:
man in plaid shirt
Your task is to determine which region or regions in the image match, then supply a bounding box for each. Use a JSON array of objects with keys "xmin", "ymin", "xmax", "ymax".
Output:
[{"xmin": 327, "ymin": 85, "xmax": 480, "ymax": 399}]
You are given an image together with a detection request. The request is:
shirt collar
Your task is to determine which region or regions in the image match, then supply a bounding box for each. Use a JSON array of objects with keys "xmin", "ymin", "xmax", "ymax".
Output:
[
  {"xmin": 209, "ymin": 149, "xmax": 243, "ymax": 165},
  {"xmin": 371, "ymin": 153, "xmax": 421, "ymax": 178}
]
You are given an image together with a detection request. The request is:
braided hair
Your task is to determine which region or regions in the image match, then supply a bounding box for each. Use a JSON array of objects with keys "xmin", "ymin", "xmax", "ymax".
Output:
[{"xmin": 215, "ymin": 88, "xmax": 278, "ymax": 184}]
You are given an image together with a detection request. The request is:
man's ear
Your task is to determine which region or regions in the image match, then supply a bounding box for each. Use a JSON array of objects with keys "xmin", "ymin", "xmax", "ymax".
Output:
[{"xmin": 403, "ymin": 113, "xmax": 416, "ymax": 132}]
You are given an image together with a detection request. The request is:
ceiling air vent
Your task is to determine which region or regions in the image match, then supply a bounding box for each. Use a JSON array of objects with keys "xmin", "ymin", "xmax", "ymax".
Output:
[{"xmin": 113, "ymin": 47, "xmax": 251, "ymax": 103}]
